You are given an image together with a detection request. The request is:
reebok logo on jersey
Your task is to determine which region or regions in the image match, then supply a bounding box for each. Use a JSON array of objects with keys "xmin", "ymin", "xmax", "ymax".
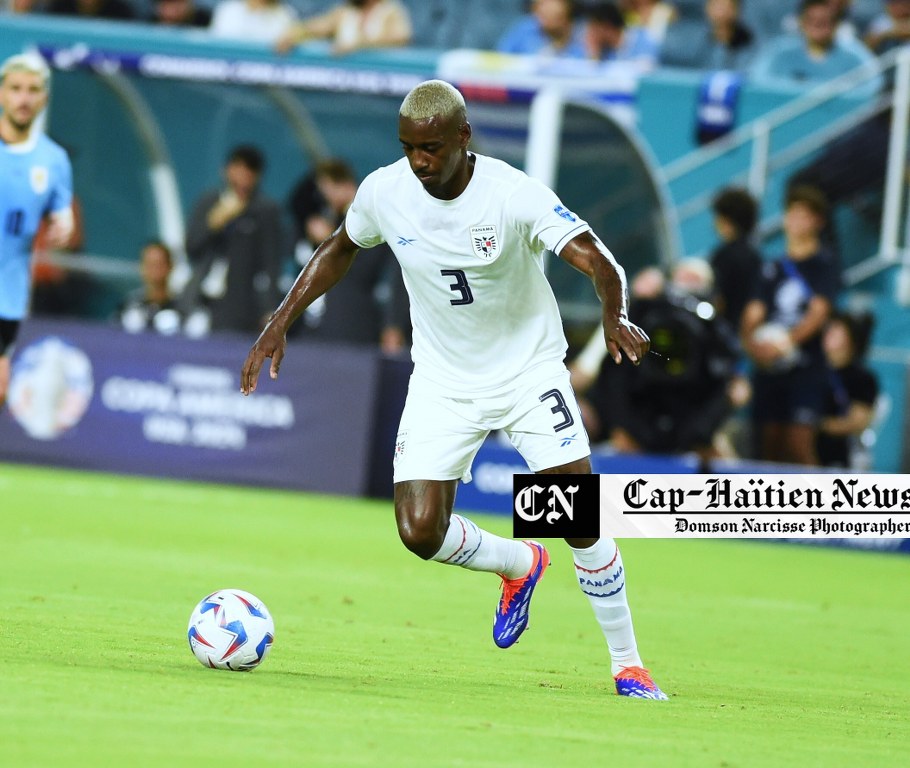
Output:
[
  {"xmin": 553, "ymin": 205, "xmax": 577, "ymax": 222},
  {"xmin": 396, "ymin": 236, "xmax": 416, "ymax": 246},
  {"xmin": 469, "ymin": 225, "xmax": 499, "ymax": 260}
]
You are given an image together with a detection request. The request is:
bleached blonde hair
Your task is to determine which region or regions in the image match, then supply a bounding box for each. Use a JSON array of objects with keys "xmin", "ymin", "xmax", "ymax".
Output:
[
  {"xmin": 0, "ymin": 52, "xmax": 50, "ymax": 88},
  {"xmin": 399, "ymin": 79, "xmax": 466, "ymax": 123}
]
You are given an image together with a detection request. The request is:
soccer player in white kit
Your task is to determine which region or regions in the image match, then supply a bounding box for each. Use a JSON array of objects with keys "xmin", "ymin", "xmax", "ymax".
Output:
[{"xmin": 241, "ymin": 79, "xmax": 667, "ymax": 699}]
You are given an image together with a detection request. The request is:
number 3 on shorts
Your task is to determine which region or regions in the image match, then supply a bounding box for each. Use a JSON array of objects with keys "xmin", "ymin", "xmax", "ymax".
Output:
[{"xmin": 539, "ymin": 388, "xmax": 575, "ymax": 432}]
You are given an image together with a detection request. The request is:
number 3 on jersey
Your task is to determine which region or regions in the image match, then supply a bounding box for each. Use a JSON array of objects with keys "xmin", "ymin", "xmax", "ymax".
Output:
[{"xmin": 440, "ymin": 269, "xmax": 474, "ymax": 306}]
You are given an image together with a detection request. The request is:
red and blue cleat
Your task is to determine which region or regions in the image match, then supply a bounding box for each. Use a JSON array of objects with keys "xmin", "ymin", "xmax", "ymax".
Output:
[
  {"xmin": 614, "ymin": 666, "xmax": 669, "ymax": 700},
  {"xmin": 493, "ymin": 541, "xmax": 550, "ymax": 649}
]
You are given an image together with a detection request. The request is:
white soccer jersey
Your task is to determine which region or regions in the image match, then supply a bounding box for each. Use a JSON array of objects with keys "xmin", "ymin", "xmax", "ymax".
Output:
[{"xmin": 345, "ymin": 153, "xmax": 591, "ymax": 397}]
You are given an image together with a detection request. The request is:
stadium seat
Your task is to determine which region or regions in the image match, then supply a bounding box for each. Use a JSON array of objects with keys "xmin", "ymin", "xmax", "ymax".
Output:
[
  {"xmin": 741, "ymin": 0, "xmax": 798, "ymax": 43},
  {"xmin": 658, "ymin": 18, "xmax": 707, "ymax": 68},
  {"xmin": 404, "ymin": 0, "xmax": 526, "ymax": 51}
]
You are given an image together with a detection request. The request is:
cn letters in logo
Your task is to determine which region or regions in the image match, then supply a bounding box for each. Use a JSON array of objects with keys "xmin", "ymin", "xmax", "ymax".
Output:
[{"xmin": 512, "ymin": 474, "xmax": 600, "ymax": 538}]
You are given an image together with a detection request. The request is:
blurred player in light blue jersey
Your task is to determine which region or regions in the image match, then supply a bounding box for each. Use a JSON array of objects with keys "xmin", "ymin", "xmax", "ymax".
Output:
[{"xmin": 0, "ymin": 52, "xmax": 74, "ymax": 406}]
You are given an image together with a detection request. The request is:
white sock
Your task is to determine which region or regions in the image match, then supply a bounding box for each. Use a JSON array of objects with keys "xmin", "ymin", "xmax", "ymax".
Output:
[
  {"xmin": 430, "ymin": 514, "xmax": 533, "ymax": 579},
  {"xmin": 572, "ymin": 538, "xmax": 643, "ymax": 676}
]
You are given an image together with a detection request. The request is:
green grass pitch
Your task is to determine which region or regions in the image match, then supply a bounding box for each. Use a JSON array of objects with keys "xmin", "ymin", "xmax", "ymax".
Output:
[{"xmin": 1, "ymin": 462, "xmax": 909, "ymax": 767}]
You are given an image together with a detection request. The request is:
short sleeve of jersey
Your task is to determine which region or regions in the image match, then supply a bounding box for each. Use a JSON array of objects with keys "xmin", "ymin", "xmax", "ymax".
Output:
[
  {"xmin": 344, "ymin": 171, "xmax": 385, "ymax": 249},
  {"xmin": 506, "ymin": 176, "xmax": 590, "ymax": 255},
  {"xmin": 47, "ymin": 144, "xmax": 73, "ymax": 216}
]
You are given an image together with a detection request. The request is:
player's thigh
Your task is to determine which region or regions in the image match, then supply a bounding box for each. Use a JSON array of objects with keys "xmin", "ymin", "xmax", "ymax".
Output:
[
  {"xmin": 393, "ymin": 385, "xmax": 487, "ymax": 483},
  {"xmin": 504, "ymin": 368, "xmax": 590, "ymax": 472}
]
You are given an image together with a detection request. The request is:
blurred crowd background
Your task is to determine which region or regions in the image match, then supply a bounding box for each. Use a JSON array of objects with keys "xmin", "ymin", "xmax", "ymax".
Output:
[{"xmin": 3, "ymin": 0, "xmax": 910, "ymax": 474}]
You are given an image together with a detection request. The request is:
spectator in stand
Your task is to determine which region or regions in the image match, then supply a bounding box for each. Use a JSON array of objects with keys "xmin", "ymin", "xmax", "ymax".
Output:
[
  {"xmin": 149, "ymin": 0, "xmax": 212, "ymax": 27},
  {"xmin": 275, "ymin": 0, "xmax": 411, "ymax": 56},
  {"xmin": 816, "ymin": 310, "xmax": 879, "ymax": 468},
  {"xmin": 496, "ymin": 0, "xmax": 587, "ymax": 58},
  {"xmin": 6, "ymin": 0, "xmax": 50, "ymax": 12},
  {"xmin": 287, "ymin": 158, "xmax": 408, "ymax": 351},
  {"xmin": 750, "ymin": 0, "xmax": 880, "ymax": 95},
  {"xmin": 181, "ymin": 144, "xmax": 284, "ymax": 335},
  {"xmin": 865, "ymin": 0, "xmax": 910, "ymax": 56},
  {"xmin": 782, "ymin": 0, "xmax": 868, "ymax": 44},
  {"xmin": 740, "ymin": 185, "xmax": 839, "ymax": 466},
  {"xmin": 48, "ymin": 0, "xmax": 135, "ymax": 19},
  {"xmin": 117, "ymin": 241, "xmax": 184, "ymax": 336},
  {"xmin": 660, "ymin": 0, "xmax": 756, "ymax": 71},
  {"xmin": 709, "ymin": 186, "xmax": 762, "ymax": 330},
  {"xmin": 210, "ymin": 0, "xmax": 297, "ymax": 44},
  {"xmin": 582, "ymin": 1, "xmax": 660, "ymax": 69},
  {"xmin": 621, "ymin": 0, "xmax": 677, "ymax": 45}
]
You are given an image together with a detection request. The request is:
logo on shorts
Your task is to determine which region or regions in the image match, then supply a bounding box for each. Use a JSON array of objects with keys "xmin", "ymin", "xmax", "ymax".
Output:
[
  {"xmin": 394, "ymin": 431, "xmax": 407, "ymax": 466},
  {"xmin": 512, "ymin": 474, "xmax": 600, "ymax": 538},
  {"xmin": 469, "ymin": 225, "xmax": 499, "ymax": 260}
]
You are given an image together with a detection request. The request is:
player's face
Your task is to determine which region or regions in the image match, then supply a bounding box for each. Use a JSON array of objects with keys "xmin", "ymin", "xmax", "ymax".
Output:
[
  {"xmin": 0, "ymin": 70, "xmax": 47, "ymax": 133},
  {"xmin": 399, "ymin": 113, "xmax": 471, "ymax": 200}
]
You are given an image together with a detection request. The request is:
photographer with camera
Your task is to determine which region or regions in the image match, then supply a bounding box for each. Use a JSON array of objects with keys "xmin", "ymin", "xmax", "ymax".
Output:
[{"xmin": 583, "ymin": 260, "xmax": 741, "ymax": 465}]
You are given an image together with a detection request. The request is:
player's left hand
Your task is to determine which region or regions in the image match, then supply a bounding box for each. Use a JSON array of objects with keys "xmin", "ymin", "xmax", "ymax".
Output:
[
  {"xmin": 604, "ymin": 314, "xmax": 650, "ymax": 365},
  {"xmin": 44, "ymin": 219, "xmax": 73, "ymax": 250}
]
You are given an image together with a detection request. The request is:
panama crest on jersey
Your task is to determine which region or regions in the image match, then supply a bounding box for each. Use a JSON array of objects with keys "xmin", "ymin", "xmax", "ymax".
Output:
[
  {"xmin": 30, "ymin": 166, "xmax": 49, "ymax": 195},
  {"xmin": 469, "ymin": 224, "xmax": 500, "ymax": 261}
]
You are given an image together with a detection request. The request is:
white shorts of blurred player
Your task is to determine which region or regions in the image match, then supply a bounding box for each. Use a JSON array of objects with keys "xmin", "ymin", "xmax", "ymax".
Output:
[{"xmin": 393, "ymin": 365, "xmax": 590, "ymax": 484}]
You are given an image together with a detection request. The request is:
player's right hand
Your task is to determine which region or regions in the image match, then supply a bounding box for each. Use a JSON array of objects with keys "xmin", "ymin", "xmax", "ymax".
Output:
[{"xmin": 240, "ymin": 322, "xmax": 287, "ymax": 395}]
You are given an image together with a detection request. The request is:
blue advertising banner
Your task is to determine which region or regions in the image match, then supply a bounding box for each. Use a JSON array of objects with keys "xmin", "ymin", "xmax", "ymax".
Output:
[{"xmin": 0, "ymin": 320, "xmax": 380, "ymax": 496}]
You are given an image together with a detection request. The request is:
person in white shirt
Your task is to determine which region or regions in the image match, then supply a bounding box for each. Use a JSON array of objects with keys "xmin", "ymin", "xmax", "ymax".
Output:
[
  {"xmin": 240, "ymin": 79, "xmax": 667, "ymax": 700},
  {"xmin": 209, "ymin": 0, "xmax": 297, "ymax": 45}
]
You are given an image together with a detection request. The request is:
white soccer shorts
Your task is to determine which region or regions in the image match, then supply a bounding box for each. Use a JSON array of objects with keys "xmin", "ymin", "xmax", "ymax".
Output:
[{"xmin": 392, "ymin": 365, "xmax": 590, "ymax": 483}]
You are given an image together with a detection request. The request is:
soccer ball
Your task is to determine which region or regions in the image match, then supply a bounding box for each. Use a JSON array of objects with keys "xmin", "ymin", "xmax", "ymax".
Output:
[{"xmin": 187, "ymin": 589, "xmax": 275, "ymax": 671}]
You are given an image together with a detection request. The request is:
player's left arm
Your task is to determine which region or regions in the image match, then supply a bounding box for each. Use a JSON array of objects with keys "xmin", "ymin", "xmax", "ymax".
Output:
[{"xmin": 559, "ymin": 231, "xmax": 649, "ymax": 365}]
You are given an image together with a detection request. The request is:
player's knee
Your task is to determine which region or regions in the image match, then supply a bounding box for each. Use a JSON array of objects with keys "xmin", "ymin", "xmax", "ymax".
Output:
[{"xmin": 395, "ymin": 505, "xmax": 446, "ymax": 560}]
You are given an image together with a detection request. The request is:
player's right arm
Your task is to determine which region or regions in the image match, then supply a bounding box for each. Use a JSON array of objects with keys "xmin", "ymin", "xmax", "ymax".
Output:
[{"xmin": 240, "ymin": 223, "xmax": 360, "ymax": 394}]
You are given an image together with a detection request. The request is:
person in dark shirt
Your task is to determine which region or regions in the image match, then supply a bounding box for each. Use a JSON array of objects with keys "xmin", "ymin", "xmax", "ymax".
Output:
[
  {"xmin": 118, "ymin": 240, "xmax": 183, "ymax": 335},
  {"xmin": 49, "ymin": 0, "xmax": 137, "ymax": 20},
  {"xmin": 741, "ymin": 185, "xmax": 840, "ymax": 465},
  {"xmin": 709, "ymin": 186, "xmax": 762, "ymax": 330},
  {"xmin": 182, "ymin": 144, "xmax": 284, "ymax": 335},
  {"xmin": 288, "ymin": 157, "xmax": 408, "ymax": 351},
  {"xmin": 816, "ymin": 310, "xmax": 879, "ymax": 467}
]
